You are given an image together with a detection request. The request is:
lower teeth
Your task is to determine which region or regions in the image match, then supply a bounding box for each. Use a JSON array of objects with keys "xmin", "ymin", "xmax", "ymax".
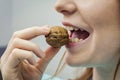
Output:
[{"xmin": 70, "ymin": 38, "xmax": 83, "ymax": 42}]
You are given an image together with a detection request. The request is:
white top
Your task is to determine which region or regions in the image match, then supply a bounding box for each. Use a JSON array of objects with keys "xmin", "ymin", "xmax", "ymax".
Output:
[{"xmin": 42, "ymin": 74, "xmax": 62, "ymax": 80}]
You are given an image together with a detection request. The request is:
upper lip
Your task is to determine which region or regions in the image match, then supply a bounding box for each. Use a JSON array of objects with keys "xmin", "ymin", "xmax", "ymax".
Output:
[{"xmin": 62, "ymin": 21, "xmax": 78, "ymax": 28}]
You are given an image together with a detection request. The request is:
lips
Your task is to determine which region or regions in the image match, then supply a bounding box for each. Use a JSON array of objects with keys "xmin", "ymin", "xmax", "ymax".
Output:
[{"xmin": 62, "ymin": 21, "xmax": 90, "ymax": 48}]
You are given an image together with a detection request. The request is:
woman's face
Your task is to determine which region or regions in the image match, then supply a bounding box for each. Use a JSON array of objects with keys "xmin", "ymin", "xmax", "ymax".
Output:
[{"xmin": 55, "ymin": 0, "xmax": 120, "ymax": 67}]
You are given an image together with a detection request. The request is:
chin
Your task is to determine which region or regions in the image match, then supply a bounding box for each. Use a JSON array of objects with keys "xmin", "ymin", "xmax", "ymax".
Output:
[
  {"xmin": 66, "ymin": 60, "xmax": 93, "ymax": 67},
  {"xmin": 65, "ymin": 54, "xmax": 92, "ymax": 67}
]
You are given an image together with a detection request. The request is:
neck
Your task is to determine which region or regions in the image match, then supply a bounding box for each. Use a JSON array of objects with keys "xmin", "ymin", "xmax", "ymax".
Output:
[{"xmin": 93, "ymin": 58, "xmax": 120, "ymax": 80}]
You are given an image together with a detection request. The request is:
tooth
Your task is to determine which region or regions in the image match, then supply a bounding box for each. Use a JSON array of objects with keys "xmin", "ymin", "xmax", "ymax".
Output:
[
  {"xmin": 66, "ymin": 26, "xmax": 70, "ymax": 30},
  {"xmin": 70, "ymin": 38, "xmax": 80, "ymax": 42},
  {"xmin": 71, "ymin": 38, "xmax": 75, "ymax": 42},
  {"xmin": 66, "ymin": 26, "xmax": 80, "ymax": 31},
  {"xmin": 69, "ymin": 27, "xmax": 74, "ymax": 30},
  {"xmin": 73, "ymin": 28, "xmax": 79, "ymax": 31},
  {"xmin": 74, "ymin": 38, "xmax": 80, "ymax": 42},
  {"xmin": 69, "ymin": 38, "xmax": 74, "ymax": 42}
]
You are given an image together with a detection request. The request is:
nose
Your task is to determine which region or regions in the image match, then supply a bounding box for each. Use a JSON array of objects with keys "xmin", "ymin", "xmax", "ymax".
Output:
[{"xmin": 55, "ymin": 0, "xmax": 76, "ymax": 16}]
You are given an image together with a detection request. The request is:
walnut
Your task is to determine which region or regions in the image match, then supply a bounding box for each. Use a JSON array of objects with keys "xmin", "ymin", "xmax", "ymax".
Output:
[{"xmin": 45, "ymin": 26, "xmax": 69, "ymax": 47}]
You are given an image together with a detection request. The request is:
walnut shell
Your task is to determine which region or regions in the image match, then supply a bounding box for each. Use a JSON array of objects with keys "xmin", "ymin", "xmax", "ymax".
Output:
[{"xmin": 45, "ymin": 26, "xmax": 69, "ymax": 47}]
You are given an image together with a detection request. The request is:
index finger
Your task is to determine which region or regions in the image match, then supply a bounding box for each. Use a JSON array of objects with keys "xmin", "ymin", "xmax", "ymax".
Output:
[{"xmin": 12, "ymin": 25, "xmax": 50, "ymax": 40}]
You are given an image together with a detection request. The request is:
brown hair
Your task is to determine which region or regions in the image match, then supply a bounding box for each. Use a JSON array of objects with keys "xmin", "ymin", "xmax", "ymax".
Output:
[{"xmin": 113, "ymin": 57, "xmax": 120, "ymax": 80}]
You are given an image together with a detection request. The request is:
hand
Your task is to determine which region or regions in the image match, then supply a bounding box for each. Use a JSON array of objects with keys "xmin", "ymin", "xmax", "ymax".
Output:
[{"xmin": 0, "ymin": 26, "xmax": 60, "ymax": 80}]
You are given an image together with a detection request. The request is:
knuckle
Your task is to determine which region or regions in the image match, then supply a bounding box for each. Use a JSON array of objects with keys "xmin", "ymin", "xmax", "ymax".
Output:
[
  {"xmin": 11, "ymin": 48, "xmax": 20, "ymax": 58},
  {"xmin": 12, "ymin": 48, "xmax": 19, "ymax": 54},
  {"xmin": 27, "ymin": 52, "xmax": 33, "ymax": 58},
  {"xmin": 12, "ymin": 31, "xmax": 20, "ymax": 38},
  {"xmin": 32, "ymin": 26, "xmax": 39, "ymax": 30},
  {"xmin": 12, "ymin": 38, "xmax": 20, "ymax": 46},
  {"xmin": 31, "ymin": 27, "xmax": 40, "ymax": 34}
]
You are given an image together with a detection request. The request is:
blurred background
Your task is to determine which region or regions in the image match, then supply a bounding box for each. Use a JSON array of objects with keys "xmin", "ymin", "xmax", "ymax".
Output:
[{"xmin": 0, "ymin": 0, "xmax": 83, "ymax": 79}]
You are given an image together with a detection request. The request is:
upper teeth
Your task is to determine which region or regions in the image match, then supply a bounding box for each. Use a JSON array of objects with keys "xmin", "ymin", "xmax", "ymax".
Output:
[
  {"xmin": 66, "ymin": 26, "xmax": 84, "ymax": 31},
  {"xmin": 66, "ymin": 26, "xmax": 78, "ymax": 31}
]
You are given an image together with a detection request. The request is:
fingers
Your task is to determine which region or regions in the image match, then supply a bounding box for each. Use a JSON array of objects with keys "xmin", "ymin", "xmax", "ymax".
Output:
[
  {"xmin": 1, "ymin": 25, "xmax": 60, "ymax": 73},
  {"xmin": 11, "ymin": 25, "xmax": 50, "ymax": 40},
  {"xmin": 2, "ymin": 26, "xmax": 49, "ymax": 63},
  {"xmin": 11, "ymin": 38, "xmax": 45, "ymax": 58},
  {"xmin": 2, "ymin": 38, "xmax": 45, "ymax": 64},
  {"xmin": 7, "ymin": 48, "xmax": 35, "ymax": 68}
]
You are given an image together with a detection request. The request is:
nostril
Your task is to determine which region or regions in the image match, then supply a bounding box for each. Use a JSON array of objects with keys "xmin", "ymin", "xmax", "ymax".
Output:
[{"xmin": 61, "ymin": 10, "xmax": 72, "ymax": 15}]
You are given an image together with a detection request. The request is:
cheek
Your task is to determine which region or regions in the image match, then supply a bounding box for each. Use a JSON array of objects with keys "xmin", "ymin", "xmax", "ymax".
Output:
[
  {"xmin": 90, "ymin": 28, "xmax": 120, "ymax": 64},
  {"xmin": 79, "ymin": 0, "xmax": 120, "ymax": 60},
  {"xmin": 78, "ymin": 0, "xmax": 119, "ymax": 28}
]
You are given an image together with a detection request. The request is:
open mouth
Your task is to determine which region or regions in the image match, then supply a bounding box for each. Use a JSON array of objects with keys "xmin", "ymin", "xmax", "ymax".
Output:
[{"xmin": 66, "ymin": 26, "xmax": 90, "ymax": 43}]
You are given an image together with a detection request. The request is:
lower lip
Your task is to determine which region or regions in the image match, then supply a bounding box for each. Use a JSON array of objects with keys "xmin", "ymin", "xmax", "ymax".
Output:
[{"xmin": 65, "ymin": 36, "xmax": 90, "ymax": 48}]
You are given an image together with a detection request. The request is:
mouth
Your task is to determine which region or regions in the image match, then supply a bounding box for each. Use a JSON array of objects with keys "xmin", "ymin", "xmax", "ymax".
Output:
[
  {"xmin": 66, "ymin": 26, "xmax": 90, "ymax": 42},
  {"xmin": 62, "ymin": 22, "xmax": 91, "ymax": 47}
]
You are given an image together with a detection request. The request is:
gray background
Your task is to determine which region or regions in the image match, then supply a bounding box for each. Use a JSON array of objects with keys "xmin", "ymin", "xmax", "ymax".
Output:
[{"xmin": 0, "ymin": 0, "xmax": 83, "ymax": 79}]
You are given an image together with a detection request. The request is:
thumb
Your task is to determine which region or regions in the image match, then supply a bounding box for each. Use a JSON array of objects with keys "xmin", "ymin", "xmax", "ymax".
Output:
[
  {"xmin": 44, "ymin": 47, "xmax": 61, "ymax": 62},
  {"xmin": 35, "ymin": 47, "xmax": 61, "ymax": 71}
]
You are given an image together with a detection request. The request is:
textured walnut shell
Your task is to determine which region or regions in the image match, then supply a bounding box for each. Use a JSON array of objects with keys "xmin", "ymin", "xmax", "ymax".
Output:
[{"xmin": 45, "ymin": 26, "xmax": 69, "ymax": 47}]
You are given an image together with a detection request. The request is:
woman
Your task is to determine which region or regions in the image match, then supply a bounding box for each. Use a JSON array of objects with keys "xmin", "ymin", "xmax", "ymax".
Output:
[{"xmin": 0, "ymin": 0, "xmax": 120, "ymax": 80}]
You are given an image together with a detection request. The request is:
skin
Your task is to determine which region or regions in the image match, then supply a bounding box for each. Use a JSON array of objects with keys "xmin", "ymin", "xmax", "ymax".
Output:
[
  {"xmin": 0, "ymin": 0, "xmax": 120, "ymax": 80},
  {"xmin": 0, "ymin": 26, "xmax": 60, "ymax": 80},
  {"xmin": 55, "ymin": 0, "xmax": 120, "ymax": 80}
]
